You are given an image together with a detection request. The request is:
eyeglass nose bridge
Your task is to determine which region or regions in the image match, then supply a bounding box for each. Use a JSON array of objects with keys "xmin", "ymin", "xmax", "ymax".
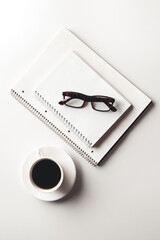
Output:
[{"xmin": 83, "ymin": 95, "xmax": 93, "ymax": 102}]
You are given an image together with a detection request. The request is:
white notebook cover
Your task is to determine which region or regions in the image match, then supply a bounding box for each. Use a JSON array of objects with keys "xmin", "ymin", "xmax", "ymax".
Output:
[
  {"xmin": 11, "ymin": 28, "xmax": 151, "ymax": 166},
  {"xmin": 35, "ymin": 51, "xmax": 131, "ymax": 147}
]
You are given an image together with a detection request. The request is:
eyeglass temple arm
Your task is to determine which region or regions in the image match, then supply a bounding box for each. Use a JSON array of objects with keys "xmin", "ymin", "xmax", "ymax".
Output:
[
  {"xmin": 91, "ymin": 96, "xmax": 115, "ymax": 104},
  {"xmin": 59, "ymin": 97, "xmax": 73, "ymax": 105},
  {"xmin": 62, "ymin": 91, "xmax": 88, "ymax": 100},
  {"xmin": 105, "ymin": 101, "xmax": 117, "ymax": 112}
]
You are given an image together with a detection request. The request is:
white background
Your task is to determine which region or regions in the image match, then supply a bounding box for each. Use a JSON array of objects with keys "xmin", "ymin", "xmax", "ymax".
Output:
[{"xmin": 0, "ymin": 1, "xmax": 160, "ymax": 240}]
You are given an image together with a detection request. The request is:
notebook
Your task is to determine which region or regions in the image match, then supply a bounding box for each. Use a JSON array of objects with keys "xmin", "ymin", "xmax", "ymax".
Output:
[
  {"xmin": 11, "ymin": 28, "xmax": 151, "ymax": 166},
  {"xmin": 35, "ymin": 51, "xmax": 131, "ymax": 147}
]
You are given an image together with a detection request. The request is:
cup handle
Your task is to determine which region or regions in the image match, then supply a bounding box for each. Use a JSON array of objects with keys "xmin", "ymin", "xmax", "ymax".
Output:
[{"xmin": 38, "ymin": 149, "xmax": 43, "ymax": 158}]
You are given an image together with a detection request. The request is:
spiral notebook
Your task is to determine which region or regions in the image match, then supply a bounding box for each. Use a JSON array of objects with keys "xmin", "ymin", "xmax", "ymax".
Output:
[
  {"xmin": 35, "ymin": 51, "xmax": 131, "ymax": 147},
  {"xmin": 11, "ymin": 28, "xmax": 151, "ymax": 166}
]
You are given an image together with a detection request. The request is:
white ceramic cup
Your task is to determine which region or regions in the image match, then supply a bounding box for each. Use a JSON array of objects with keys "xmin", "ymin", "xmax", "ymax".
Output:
[{"xmin": 22, "ymin": 147, "xmax": 76, "ymax": 201}]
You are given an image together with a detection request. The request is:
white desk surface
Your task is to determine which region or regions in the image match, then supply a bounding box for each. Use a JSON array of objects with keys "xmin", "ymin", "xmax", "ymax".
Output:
[{"xmin": 0, "ymin": 1, "xmax": 160, "ymax": 240}]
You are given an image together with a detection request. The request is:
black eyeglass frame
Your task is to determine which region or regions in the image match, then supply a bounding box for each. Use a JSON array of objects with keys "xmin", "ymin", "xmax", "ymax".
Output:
[{"xmin": 59, "ymin": 91, "xmax": 117, "ymax": 112}]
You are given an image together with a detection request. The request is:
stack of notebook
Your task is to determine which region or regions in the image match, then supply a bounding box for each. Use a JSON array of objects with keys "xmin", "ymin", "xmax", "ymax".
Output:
[{"xmin": 11, "ymin": 28, "xmax": 151, "ymax": 166}]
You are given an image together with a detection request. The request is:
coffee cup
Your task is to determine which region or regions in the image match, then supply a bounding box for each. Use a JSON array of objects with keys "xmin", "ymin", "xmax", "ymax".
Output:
[{"xmin": 22, "ymin": 146, "xmax": 76, "ymax": 201}]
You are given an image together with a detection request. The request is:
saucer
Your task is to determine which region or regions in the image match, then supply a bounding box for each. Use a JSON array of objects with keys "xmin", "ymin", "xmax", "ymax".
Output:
[{"xmin": 22, "ymin": 146, "xmax": 76, "ymax": 201}]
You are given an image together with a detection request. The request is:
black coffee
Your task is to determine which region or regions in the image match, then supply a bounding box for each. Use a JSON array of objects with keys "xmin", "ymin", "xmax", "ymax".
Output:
[{"xmin": 31, "ymin": 159, "xmax": 61, "ymax": 189}]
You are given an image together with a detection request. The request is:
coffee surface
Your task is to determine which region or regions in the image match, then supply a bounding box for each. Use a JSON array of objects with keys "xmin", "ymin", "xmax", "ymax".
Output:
[{"xmin": 31, "ymin": 159, "xmax": 61, "ymax": 189}]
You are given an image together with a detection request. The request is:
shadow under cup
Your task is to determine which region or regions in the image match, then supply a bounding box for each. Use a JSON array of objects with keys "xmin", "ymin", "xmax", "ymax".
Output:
[{"xmin": 30, "ymin": 158, "xmax": 63, "ymax": 191}]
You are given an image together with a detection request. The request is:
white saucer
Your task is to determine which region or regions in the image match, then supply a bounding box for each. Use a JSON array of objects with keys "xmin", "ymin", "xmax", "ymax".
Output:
[{"xmin": 22, "ymin": 146, "xmax": 76, "ymax": 201}]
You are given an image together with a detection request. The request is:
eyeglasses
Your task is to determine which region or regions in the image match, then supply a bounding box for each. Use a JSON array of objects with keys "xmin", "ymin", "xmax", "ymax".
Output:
[{"xmin": 59, "ymin": 91, "xmax": 117, "ymax": 112}]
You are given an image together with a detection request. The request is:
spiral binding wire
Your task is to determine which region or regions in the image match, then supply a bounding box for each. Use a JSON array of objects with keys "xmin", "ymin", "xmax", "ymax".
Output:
[
  {"xmin": 11, "ymin": 89, "xmax": 97, "ymax": 166},
  {"xmin": 35, "ymin": 90, "xmax": 93, "ymax": 147}
]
